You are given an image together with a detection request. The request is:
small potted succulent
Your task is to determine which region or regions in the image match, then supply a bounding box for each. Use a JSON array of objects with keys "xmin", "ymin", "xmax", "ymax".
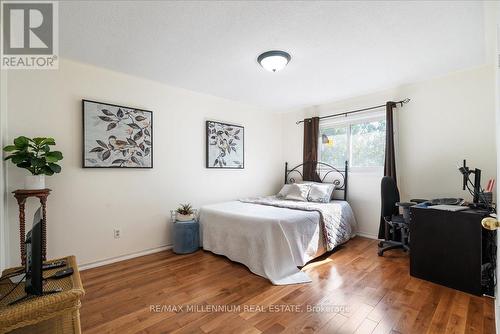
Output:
[
  {"xmin": 176, "ymin": 203, "xmax": 195, "ymax": 222},
  {"xmin": 3, "ymin": 136, "xmax": 63, "ymax": 190}
]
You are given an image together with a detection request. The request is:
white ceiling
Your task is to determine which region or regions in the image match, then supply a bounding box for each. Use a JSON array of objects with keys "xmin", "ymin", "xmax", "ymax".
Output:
[{"xmin": 60, "ymin": 1, "xmax": 486, "ymax": 111}]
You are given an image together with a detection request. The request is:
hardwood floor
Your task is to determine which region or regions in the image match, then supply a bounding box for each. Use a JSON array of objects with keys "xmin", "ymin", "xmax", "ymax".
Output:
[{"xmin": 79, "ymin": 237, "xmax": 495, "ymax": 334}]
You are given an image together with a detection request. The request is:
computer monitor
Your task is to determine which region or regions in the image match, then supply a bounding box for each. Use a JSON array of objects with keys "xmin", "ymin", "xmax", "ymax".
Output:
[{"xmin": 25, "ymin": 207, "xmax": 43, "ymax": 296}]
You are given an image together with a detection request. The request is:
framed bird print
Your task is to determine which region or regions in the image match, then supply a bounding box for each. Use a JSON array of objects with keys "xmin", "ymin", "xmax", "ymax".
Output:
[
  {"xmin": 82, "ymin": 100, "xmax": 153, "ymax": 168},
  {"xmin": 206, "ymin": 120, "xmax": 244, "ymax": 169}
]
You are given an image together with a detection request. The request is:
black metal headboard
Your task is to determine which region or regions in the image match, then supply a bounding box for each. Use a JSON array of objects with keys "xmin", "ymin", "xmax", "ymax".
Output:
[{"xmin": 284, "ymin": 161, "xmax": 349, "ymax": 201}]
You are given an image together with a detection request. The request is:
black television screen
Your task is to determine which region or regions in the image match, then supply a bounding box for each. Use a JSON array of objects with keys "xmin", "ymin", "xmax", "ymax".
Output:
[{"xmin": 25, "ymin": 207, "xmax": 43, "ymax": 296}]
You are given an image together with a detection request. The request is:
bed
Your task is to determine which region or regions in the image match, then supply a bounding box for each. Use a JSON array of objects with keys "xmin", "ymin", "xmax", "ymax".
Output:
[{"xmin": 199, "ymin": 161, "xmax": 357, "ymax": 285}]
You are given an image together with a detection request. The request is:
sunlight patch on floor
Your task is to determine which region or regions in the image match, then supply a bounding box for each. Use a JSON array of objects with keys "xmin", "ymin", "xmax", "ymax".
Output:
[{"xmin": 304, "ymin": 258, "xmax": 333, "ymax": 270}]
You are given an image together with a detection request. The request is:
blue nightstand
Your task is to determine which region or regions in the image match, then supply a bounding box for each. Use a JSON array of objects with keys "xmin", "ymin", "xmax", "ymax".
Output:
[{"xmin": 173, "ymin": 220, "xmax": 200, "ymax": 254}]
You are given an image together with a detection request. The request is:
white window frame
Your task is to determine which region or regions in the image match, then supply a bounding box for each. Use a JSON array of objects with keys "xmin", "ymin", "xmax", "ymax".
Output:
[{"xmin": 318, "ymin": 110, "xmax": 386, "ymax": 173}]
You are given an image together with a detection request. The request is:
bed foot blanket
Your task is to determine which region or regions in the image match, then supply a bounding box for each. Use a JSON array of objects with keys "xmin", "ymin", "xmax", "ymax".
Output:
[{"xmin": 240, "ymin": 197, "xmax": 354, "ymax": 252}]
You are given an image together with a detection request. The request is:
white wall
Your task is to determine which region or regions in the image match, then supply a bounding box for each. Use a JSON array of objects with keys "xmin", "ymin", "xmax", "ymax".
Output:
[
  {"xmin": 282, "ymin": 65, "xmax": 496, "ymax": 238},
  {"xmin": 484, "ymin": 0, "xmax": 500, "ymax": 331},
  {"xmin": 496, "ymin": 24, "xmax": 500, "ymax": 334},
  {"xmin": 0, "ymin": 70, "xmax": 7, "ymax": 272},
  {"xmin": 5, "ymin": 58, "xmax": 283, "ymax": 267}
]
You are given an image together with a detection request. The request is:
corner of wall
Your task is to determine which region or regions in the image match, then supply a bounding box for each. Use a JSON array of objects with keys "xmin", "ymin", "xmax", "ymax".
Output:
[
  {"xmin": 0, "ymin": 69, "xmax": 8, "ymax": 271},
  {"xmin": 488, "ymin": 1, "xmax": 500, "ymax": 333}
]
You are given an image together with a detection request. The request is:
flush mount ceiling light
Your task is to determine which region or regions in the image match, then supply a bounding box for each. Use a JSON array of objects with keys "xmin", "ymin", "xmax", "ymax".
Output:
[{"xmin": 257, "ymin": 50, "xmax": 291, "ymax": 72}]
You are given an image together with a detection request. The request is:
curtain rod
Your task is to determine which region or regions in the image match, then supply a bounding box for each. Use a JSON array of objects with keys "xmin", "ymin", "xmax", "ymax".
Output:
[{"xmin": 295, "ymin": 98, "xmax": 411, "ymax": 125}]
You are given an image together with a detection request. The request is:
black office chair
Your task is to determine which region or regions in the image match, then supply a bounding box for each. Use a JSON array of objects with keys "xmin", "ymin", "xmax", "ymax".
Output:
[{"xmin": 378, "ymin": 176, "xmax": 424, "ymax": 256}]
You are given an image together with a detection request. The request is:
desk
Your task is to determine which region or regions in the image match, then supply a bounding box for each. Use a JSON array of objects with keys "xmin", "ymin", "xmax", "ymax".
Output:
[
  {"xmin": 0, "ymin": 256, "xmax": 84, "ymax": 334},
  {"xmin": 410, "ymin": 207, "xmax": 496, "ymax": 296}
]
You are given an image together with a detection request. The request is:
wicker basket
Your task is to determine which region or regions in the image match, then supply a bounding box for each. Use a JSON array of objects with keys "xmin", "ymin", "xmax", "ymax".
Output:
[{"xmin": 0, "ymin": 256, "xmax": 84, "ymax": 334}]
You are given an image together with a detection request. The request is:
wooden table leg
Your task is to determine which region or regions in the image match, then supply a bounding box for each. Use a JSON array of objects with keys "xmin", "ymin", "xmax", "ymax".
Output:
[
  {"xmin": 15, "ymin": 196, "xmax": 27, "ymax": 266},
  {"xmin": 40, "ymin": 197, "xmax": 48, "ymax": 262}
]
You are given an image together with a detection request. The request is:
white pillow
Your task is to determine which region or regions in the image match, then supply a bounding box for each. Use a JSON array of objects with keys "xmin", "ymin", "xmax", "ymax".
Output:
[
  {"xmin": 276, "ymin": 184, "xmax": 293, "ymax": 198},
  {"xmin": 308, "ymin": 183, "xmax": 335, "ymax": 203},
  {"xmin": 285, "ymin": 183, "xmax": 311, "ymax": 202},
  {"xmin": 300, "ymin": 181, "xmax": 337, "ymax": 200}
]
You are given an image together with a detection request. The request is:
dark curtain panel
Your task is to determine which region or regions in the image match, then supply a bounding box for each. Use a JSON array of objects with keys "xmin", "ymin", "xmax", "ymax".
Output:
[
  {"xmin": 378, "ymin": 101, "xmax": 398, "ymax": 239},
  {"xmin": 303, "ymin": 117, "xmax": 322, "ymax": 182},
  {"xmin": 384, "ymin": 101, "xmax": 397, "ymax": 183}
]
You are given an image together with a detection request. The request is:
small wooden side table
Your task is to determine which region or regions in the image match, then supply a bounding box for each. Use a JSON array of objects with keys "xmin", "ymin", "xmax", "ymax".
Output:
[
  {"xmin": 12, "ymin": 189, "xmax": 51, "ymax": 266},
  {"xmin": 0, "ymin": 256, "xmax": 84, "ymax": 334}
]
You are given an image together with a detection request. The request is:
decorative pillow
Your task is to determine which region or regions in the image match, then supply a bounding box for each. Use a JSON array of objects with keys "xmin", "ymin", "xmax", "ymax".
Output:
[
  {"xmin": 308, "ymin": 183, "xmax": 335, "ymax": 203},
  {"xmin": 301, "ymin": 181, "xmax": 337, "ymax": 200},
  {"xmin": 284, "ymin": 183, "xmax": 311, "ymax": 202},
  {"xmin": 276, "ymin": 184, "xmax": 293, "ymax": 199}
]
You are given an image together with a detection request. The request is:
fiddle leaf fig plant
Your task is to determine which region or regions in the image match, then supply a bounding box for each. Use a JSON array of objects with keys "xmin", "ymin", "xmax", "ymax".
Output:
[{"xmin": 3, "ymin": 136, "xmax": 63, "ymax": 176}]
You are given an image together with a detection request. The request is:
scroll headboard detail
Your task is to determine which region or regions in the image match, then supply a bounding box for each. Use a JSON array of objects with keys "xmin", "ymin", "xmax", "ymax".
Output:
[{"xmin": 284, "ymin": 161, "xmax": 348, "ymax": 201}]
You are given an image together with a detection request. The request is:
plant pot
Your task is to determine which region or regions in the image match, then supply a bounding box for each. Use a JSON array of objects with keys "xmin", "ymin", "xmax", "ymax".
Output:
[
  {"xmin": 176, "ymin": 213, "xmax": 194, "ymax": 222},
  {"xmin": 24, "ymin": 175, "xmax": 45, "ymax": 190}
]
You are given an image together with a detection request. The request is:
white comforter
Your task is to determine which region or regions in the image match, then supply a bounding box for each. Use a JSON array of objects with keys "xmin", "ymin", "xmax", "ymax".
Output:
[{"xmin": 199, "ymin": 198, "xmax": 356, "ymax": 285}]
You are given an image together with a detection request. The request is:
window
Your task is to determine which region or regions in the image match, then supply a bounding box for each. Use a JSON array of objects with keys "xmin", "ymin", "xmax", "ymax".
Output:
[{"xmin": 319, "ymin": 113, "xmax": 386, "ymax": 170}]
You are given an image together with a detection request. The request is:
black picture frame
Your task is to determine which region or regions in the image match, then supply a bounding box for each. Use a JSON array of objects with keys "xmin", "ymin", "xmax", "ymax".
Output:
[
  {"xmin": 206, "ymin": 120, "xmax": 244, "ymax": 169},
  {"xmin": 82, "ymin": 99, "xmax": 153, "ymax": 168}
]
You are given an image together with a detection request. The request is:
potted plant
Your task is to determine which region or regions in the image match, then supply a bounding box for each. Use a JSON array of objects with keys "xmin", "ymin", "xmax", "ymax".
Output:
[
  {"xmin": 176, "ymin": 203, "xmax": 195, "ymax": 222},
  {"xmin": 3, "ymin": 136, "xmax": 63, "ymax": 190}
]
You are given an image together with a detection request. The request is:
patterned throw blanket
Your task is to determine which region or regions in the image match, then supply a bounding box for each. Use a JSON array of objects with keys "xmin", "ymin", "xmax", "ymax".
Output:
[{"xmin": 239, "ymin": 196, "xmax": 354, "ymax": 251}]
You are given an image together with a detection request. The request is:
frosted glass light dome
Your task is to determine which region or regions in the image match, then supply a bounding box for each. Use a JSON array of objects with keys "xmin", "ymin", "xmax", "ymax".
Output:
[{"xmin": 257, "ymin": 50, "xmax": 291, "ymax": 72}]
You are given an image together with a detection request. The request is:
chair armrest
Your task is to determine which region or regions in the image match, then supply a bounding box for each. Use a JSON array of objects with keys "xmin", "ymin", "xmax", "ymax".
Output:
[
  {"xmin": 396, "ymin": 202, "xmax": 416, "ymax": 207},
  {"xmin": 410, "ymin": 198, "xmax": 428, "ymax": 204}
]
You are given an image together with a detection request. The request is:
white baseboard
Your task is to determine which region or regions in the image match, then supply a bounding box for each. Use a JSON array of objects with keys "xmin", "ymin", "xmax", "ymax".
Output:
[
  {"xmin": 79, "ymin": 245, "xmax": 173, "ymax": 271},
  {"xmin": 78, "ymin": 231, "xmax": 379, "ymax": 271},
  {"xmin": 355, "ymin": 232, "xmax": 379, "ymax": 240}
]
